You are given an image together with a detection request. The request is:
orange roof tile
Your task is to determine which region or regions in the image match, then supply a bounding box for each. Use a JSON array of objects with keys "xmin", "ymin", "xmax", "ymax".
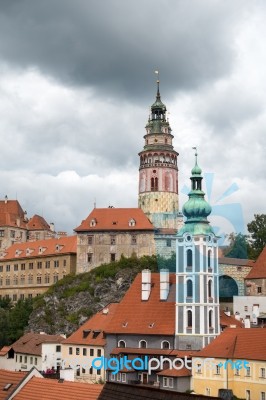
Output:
[
  {"xmin": 0, "ymin": 346, "xmax": 11, "ymax": 356},
  {"xmin": 0, "ymin": 236, "xmax": 77, "ymax": 261},
  {"xmin": 219, "ymin": 311, "xmax": 243, "ymax": 328},
  {"xmin": 11, "ymin": 332, "xmax": 66, "ymax": 356},
  {"xmin": 195, "ymin": 328, "xmax": 266, "ymax": 361},
  {"xmin": 0, "ymin": 200, "xmax": 27, "ymax": 229},
  {"xmin": 75, "ymin": 208, "xmax": 154, "ymax": 232},
  {"xmin": 245, "ymin": 246, "xmax": 266, "ymax": 279},
  {"xmin": 157, "ymin": 367, "xmax": 191, "ymax": 377},
  {"xmin": 219, "ymin": 257, "xmax": 254, "ymax": 267},
  {"xmin": 13, "ymin": 376, "xmax": 103, "ymax": 400},
  {"xmin": 0, "ymin": 369, "xmax": 26, "ymax": 400},
  {"xmin": 63, "ymin": 303, "xmax": 119, "ymax": 347},
  {"xmin": 27, "ymin": 215, "xmax": 51, "ymax": 231},
  {"xmin": 106, "ymin": 273, "xmax": 176, "ymax": 335}
]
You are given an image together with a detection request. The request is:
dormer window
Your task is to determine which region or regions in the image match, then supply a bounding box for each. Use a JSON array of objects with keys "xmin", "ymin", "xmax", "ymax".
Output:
[
  {"xmin": 128, "ymin": 218, "xmax": 136, "ymax": 227},
  {"xmin": 90, "ymin": 218, "xmax": 97, "ymax": 227}
]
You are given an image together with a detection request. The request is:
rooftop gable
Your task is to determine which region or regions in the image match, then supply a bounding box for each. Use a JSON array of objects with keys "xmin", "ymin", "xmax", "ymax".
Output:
[
  {"xmin": 27, "ymin": 215, "xmax": 51, "ymax": 231},
  {"xmin": 0, "ymin": 236, "xmax": 77, "ymax": 261},
  {"xmin": 245, "ymin": 246, "xmax": 266, "ymax": 279},
  {"xmin": 0, "ymin": 200, "xmax": 27, "ymax": 229},
  {"xmin": 10, "ymin": 332, "xmax": 66, "ymax": 356},
  {"xmin": 195, "ymin": 328, "xmax": 266, "ymax": 361},
  {"xmin": 75, "ymin": 208, "xmax": 154, "ymax": 232}
]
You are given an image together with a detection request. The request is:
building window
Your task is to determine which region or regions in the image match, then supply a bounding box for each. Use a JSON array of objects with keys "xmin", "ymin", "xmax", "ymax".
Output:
[
  {"xmin": 30, "ymin": 356, "xmax": 33, "ymax": 364},
  {"xmin": 206, "ymin": 388, "xmax": 211, "ymax": 396},
  {"xmin": 53, "ymin": 275, "xmax": 59, "ymax": 283},
  {"xmin": 110, "ymin": 235, "xmax": 116, "ymax": 245},
  {"xmin": 37, "ymin": 262, "xmax": 42, "ymax": 269},
  {"xmin": 69, "ymin": 347, "xmax": 73, "ymax": 355},
  {"xmin": 45, "ymin": 274, "xmax": 50, "ymax": 284},
  {"xmin": 187, "ymin": 280, "xmax": 193, "ymax": 297},
  {"xmin": 19, "ymin": 355, "xmax": 22, "ymax": 362},
  {"xmin": 246, "ymin": 390, "xmax": 251, "ymax": 400},
  {"xmin": 63, "ymin": 259, "xmax": 67, "ymax": 267},
  {"xmin": 0, "ymin": 278, "xmax": 2, "ymax": 286},
  {"xmin": 151, "ymin": 177, "xmax": 158, "ymax": 191},
  {"xmin": 163, "ymin": 377, "xmax": 173, "ymax": 388},
  {"xmin": 29, "ymin": 263, "xmax": 33, "ymax": 269},
  {"xmin": 56, "ymin": 345, "xmax": 61, "ymax": 352},
  {"xmin": 208, "ymin": 280, "xmax": 212, "ymax": 298},
  {"xmin": 28, "ymin": 294, "xmax": 32, "ymax": 299},
  {"xmin": 37, "ymin": 276, "xmax": 42, "ymax": 284},
  {"xmin": 54, "ymin": 260, "xmax": 59, "ymax": 268},
  {"xmin": 161, "ymin": 341, "xmax": 170, "ymax": 349},
  {"xmin": 246, "ymin": 367, "xmax": 251, "ymax": 377},
  {"xmin": 21, "ymin": 263, "xmax": 26, "ymax": 271},
  {"xmin": 28, "ymin": 275, "xmax": 33, "ymax": 284},
  {"xmin": 88, "ymin": 235, "xmax": 94, "ymax": 245},
  {"xmin": 83, "ymin": 348, "xmax": 87, "ymax": 356},
  {"xmin": 0, "ymin": 266, "xmax": 2, "ymax": 273},
  {"xmin": 13, "ymin": 276, "xmax": 18, "ymax": 285},
  {"xmin": 10, "ymin": 230, "xmax": 15, "ymax": 238},
  {"xmin": 97, "ymin": 349, "xmax": 101, "ymax": 357},
  {"xmin": 261, "ymin": 392, "xmax": 266, "ymax": 400},
  {"xmin": 187, "ymin": 310, "xmax": 192, "ymax": 328},
  {"xmin": 87, "ymin": 253, "xmax": 93, "ymax": 263},
  {"xmin": 187, "ymin": 249, "xmax": 192, "ymax": 267},
  {"xmin": 35, "ymin": 357, "xmax": 37, "ymax": 365},
  {"xmin": 207, "ymin": 250, "xmax": 212, "ymax": 268},
  {"xmin": 118, "ymin": 340, "xmax": 126, "ymax": 348},
  {"xmin": 131, "ymin": 235, "xmax": 137, "ymax": 245},
  {"xmin": 139, "ymin": 340, "xmax": 147, "ymax": 349},
  {"xmin": 110, "ymin": 253, "xmax": 116, "ymax": 262},
  {"xmin": 13, "ymin": 294, "xmax": 17, "ymax": 301},
  {"xmin": 128, "ymin": 219, "xmax": 136, "ymax": 227},
  {"xmin": 6, "ymin": 265, "xmax": 10, "ymax": 272},
  {"xmin": 209, "ymin": 310, "xmax": 213, "ymax": 328},
  {"xmin": 166, "ymin": 239, "xmax": 171, "ymax": 247},
  {"xmin": 215, "ymin": 365, "xmax": 221, "ymax": 375},
  {"xmin": 89, "ymin": 367, "xmax": 93, "ymax": 375},
  {"xmin": 244, "ymin": 306, "xmax": 248, "ymax": 312},
  {"xmin": 20, "ymin": 275, "xmax": 25, "ymax": 284},
  {"xmin": 45, "ymin": 261, "xmax": 50, "ymax": 269},
  {"xmin": 117, "ymin": 373, "xmax": 121, "ymax": 382},
  {"xmin": 90, "ymin": 349, "xmax": 94, "ymax": 357},
  {"xmin": 97, "ymin": 368, "xmax": 101, "ymax": 376},
  {"xmin": 122, "ymin": 373, "xmax": 126, "ymax": 383},
  {"xmin": 76, "ymin": 348, "xmax": 80, "ymax": 355},
  {"xmin": 258, "ymin": 287, "xmax": 262, "ymax": 294},
  {"xmin": 260, "ymin": 368, "xmax": 266, "ymax": 378},
  {"xmin": 0, "ymin": 230, "xmax": 4, "ymax": 237},
  {"xmin": 14, "ymin": 264, "xmax": 18, "ymax": 271},
  {"xmin": 20, "ymin": 294, "xmax": 24, "ymax": 300},
  {"xmin": 76, "ymin": 368, "xmax": 80, "ymax": 377},
  {"xmin": 196, "ymin": 364, "xmax": 202, "ymax": 374},
  {"xmin": 6, "ymin": 277, "xmax": 10, "ymax": 286}
]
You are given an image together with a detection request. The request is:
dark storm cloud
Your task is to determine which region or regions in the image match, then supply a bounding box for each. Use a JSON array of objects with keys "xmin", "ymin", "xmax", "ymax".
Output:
[{"xmin": 0, "ymin": 0, "xmax": 245, "ymax": 102}]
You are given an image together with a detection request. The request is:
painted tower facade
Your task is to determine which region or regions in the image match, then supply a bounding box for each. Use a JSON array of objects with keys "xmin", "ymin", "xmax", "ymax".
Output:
[
  {"xmin": 138, "ymin": 81, "xmax": 179, "ymax": 229},
  {"xmin": 175, "ymin": 152, "xmax": 220, "ymax": 350}
]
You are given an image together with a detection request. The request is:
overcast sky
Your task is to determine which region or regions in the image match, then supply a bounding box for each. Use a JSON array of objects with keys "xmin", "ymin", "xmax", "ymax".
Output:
[{"xmin": 0, "ymin": 0, "xmax": 265, "ymax": 237}]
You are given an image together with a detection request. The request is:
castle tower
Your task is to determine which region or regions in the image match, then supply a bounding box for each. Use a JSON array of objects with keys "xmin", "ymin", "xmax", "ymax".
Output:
[
  {"xmin": 175, "ymin": 150, "xmax": 220, "ymax": 350},
  {"xmin": 138, "ymin": 79, "xmax": 179, "ymax": 229}
]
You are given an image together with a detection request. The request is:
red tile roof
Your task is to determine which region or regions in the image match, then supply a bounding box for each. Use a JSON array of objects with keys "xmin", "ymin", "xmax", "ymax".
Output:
[
  {"xmin": 0, "ymin": 346, "xmax": 11, "ymax": 356},
  {"xmin": 157, "ymin": 367, "xmax": 191, "ymax": 377},
  {"xmin": 245, "ymin": 246, "xmax": 266, "ymax": 279},
  {"xmin": 75, "ymin": 208, "xmax": 154, "ymax": 232},
  {"xmin": 220, "ymin": 311, "xmax": 243, "ymax": 328},
  {"xmin": 195, "ymin": 328, "xmax": 266, "ymax": 361},
  {"xmin": 27, "ymin": 215, "xmax": 51, "ymax": 231},
  {"xmin": 219, "ymin": 257, "xmax": 254, "ymax": 267},
  {"xmin": 0, "ymin": 236, "xmax": 77, "ymax": 261},
  {"xmin": 106, "ymin": 273, "xmax": 176, "ymax": 335},
  {"xmin": 0, "ymin": 369, "xmax": 26, "ymax": 400},
  {"xmin": 10, "ymin": 332, "xmax": 66, "ymax": 356},
  {"xmin": 12, "ymin": 377, "xmax": 103, "ymax": 400},
  {"xmin": 0, "ymin": 200, "xmax": 27, "ymax": 229},
  {"xmin": 63, "ymin": 303, "xmax": 119, "ymax": 347}
]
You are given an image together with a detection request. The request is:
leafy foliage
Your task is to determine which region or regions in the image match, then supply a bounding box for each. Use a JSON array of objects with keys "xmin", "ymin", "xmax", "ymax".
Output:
[
  {"xmin": 224, "ymin": 233, "xmax": 250, "ymax": 259},
  {"xmin": 247, "ymin": 214, "xmax": 266, "ymax": 259}
]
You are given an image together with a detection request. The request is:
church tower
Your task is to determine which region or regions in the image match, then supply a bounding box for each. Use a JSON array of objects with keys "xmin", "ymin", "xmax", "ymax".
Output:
[
  {"xmin": 175, "ymin": 150, "xmax": 220, "ymax": 350},
  {"xmin": 138, "ymin": 79, "xmax": 179, "ymax": 229}
]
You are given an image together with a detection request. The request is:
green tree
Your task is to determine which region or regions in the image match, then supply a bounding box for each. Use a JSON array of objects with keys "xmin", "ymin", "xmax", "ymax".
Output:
[
  {"xmin": 247, "ymin": 214, "xmax": 266, "ymax": 259},
  {"xmin": 224, "ymin": 233, "xmax": 250, "ymax": 259}
]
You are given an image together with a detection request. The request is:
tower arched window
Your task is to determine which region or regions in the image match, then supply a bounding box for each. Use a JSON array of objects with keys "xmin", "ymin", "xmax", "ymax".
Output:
[
  {"xmin": 155, "ymin": 177, "xmax": 158, "ymax": 191},
  {"xmin": 151, "ymin": 177, "xmax": 155, "ymax": 191},
  {"xmin": 187, "ymin": 280, "xmax": 193, "ymax": 297},
  {"xmin": 208, "ymin": 250, "xmax": 212, "ymax": 268},
  {"xmin": 209, "ymin": 310, "xmax": 213, "ymax": 328},
  {"xmin": 187, "ymin": 249, "xmax": 192, "ymax": 267},
  {"xmin": 187, "ymin": 310, "xmax": 192, "ymax": 328},
  {"xmin": 208, "ymin": 280, "xmax": 212, "ymax": 298}
]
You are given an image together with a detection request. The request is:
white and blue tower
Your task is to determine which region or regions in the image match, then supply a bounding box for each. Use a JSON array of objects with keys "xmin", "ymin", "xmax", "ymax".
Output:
[{"xmin": 175, "ymin": 150, "xmax": 220, "ymax": 350}]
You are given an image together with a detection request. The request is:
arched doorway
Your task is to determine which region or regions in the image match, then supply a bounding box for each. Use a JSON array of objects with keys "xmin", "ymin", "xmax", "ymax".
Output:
[{"xmin": 219, "ymin": 275, "xmax": 238, "ymax": 300}]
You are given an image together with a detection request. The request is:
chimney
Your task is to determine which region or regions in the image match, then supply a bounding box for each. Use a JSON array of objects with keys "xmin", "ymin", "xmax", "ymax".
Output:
[
  {"xmin": 224, "ymin": 307, "xmax": 231, "ymax": 317},
  {"xmin": 60, "ymin": 368, "xmax": 74, "ymax": 382},
  {"xmin": 4, "ymin": 195, "xmax": 8, "ymax": 204},
  {"xmin": 234, "ymin": 312, "xmax": 240, "ymax": 321},
  {"xmin": 50, "ymin": 222, "xmax": 55, "ymax": 232},
  {"xmin": 160, "ymin": 269, "xmax": 170, "ymax": 300},
  {"xmin": 141, "ymin": 269, "xmax": 151, "ymax": 301},
  {"xmin": 244, "ymin": 316, "xmax": 251, "ymax": 328}
]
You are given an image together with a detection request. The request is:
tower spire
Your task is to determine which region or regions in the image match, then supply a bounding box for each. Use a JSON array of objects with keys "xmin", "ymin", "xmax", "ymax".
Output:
[{"xmin": 155, "ymin": 70, "xmax": 160, "ymax": 100}]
